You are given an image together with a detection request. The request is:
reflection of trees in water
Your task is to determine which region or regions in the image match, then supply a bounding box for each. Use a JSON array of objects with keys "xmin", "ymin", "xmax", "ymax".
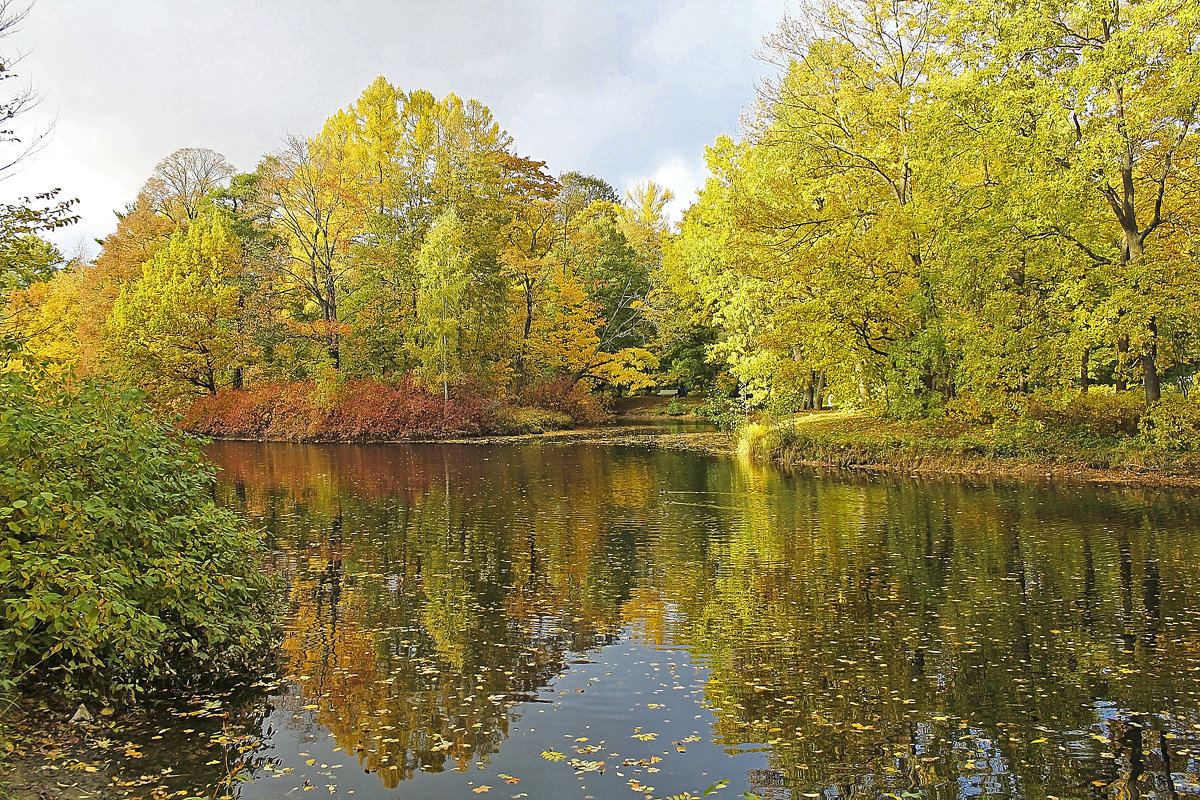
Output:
[
  {"xmin": 210, "ymin": 442, "xmax": 1200, "ymax": 796},
  {"xmin": 214, "ymin": 442, "xmax": 643, "ymax": 786},
  {"xmin": 669, "ymin": 468, "xmax": 1200, "ymax": 799}
]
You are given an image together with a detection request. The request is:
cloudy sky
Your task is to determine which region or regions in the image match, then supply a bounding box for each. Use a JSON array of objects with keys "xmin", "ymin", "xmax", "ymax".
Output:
[{"xmin": 2, "ymin": 1, "xmax": 789, "ymax": 257}]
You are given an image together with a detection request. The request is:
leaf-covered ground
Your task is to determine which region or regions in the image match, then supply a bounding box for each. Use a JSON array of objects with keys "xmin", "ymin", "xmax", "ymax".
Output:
[{"xmin": 3, "ymin": 696, "xmax": 140, "ymax": 800}]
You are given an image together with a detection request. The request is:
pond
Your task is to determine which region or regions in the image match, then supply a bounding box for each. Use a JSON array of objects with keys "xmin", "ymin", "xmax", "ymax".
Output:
[{"xmin": 115, "ymin": 440, "xmax": 1200, "ymax": 799}]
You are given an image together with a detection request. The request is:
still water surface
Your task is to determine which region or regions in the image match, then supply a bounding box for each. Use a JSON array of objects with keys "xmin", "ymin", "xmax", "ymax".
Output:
[{"xmin": 126, "ymin": 441, "xmax": 1200, "ymax": 799}]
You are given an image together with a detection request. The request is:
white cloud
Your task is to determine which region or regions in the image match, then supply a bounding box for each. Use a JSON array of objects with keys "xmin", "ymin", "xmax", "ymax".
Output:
[
  {"xmin": 622, "ymin": 153, "xmax": 710, "ymax": 230},
  {"xmin": 2, "ymin": 0, "xmax": 788, "ymax": 252}
]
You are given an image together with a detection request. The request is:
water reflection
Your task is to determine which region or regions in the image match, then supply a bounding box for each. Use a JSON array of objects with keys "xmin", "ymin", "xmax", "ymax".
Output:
[{"xmin": 197, "ymin": 441, "xmax": 1200, "ymax": 800}]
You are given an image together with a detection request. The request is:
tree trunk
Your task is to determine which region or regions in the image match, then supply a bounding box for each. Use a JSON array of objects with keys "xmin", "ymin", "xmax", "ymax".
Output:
[
  {"xmin": 442, "ymin": 294, "xmax": 449, "ymax": 404},
  {"xmin": 1120, "ymin": 220, "xmax": 1161, "ymax": 404},
  {"xmin": 234, "ymin": 294, "xmax": 245, "ymax": 390},
  {"xmin": 814, "ymin": 370, "xmax": 826, "ymax": 410},
  {"xmin": 325, "ymin": 265, "xmax": 340, "ymax": 370},
  {"xmin": 1116, "ymin": 336, "xmax": 1129, "ymax": 392},
  {"xmin": 804, "ymin": 371, "xmax": 815, "ymax": 411},
  {"xmin": 1144, "ymin": 316, "xmax": 1161, "ymax": 404}
]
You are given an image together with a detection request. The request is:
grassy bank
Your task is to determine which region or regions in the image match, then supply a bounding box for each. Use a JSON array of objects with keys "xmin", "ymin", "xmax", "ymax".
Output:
[
  {"xmin": 738, "ymin": 410, "xmax": 1200, "ymax": 486},
  {"xmin": 610, "ymin": 395, "xmax": 708, "ymax": 419}
]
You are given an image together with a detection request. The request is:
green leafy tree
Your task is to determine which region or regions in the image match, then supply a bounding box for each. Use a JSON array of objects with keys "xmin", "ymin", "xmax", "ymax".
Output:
[
  {"xmin": 106, "ymin": 213, "xmax": 245, "ymax": 402},
  {"xmin": 940, "ymin": 0, "xmax": 1200, "ymax": 404},
  {"xmin": 414, "ymin": 209, "xmax": 470, "ymax": 398}
]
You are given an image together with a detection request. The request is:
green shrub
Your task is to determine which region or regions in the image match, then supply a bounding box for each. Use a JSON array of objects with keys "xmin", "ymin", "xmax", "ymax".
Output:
[
  {"xmin": 702, "ymin": 397, "xmax": 749, "ymax": 431},
  {"xmin": 1140, "ymin": 394, "xmax": 1200, "ymax": 451},
  {"xmin": 665, "ymin": 399, "xmax": 687, "ymax": 416},
  {"xmin": 944, "ymin": 393, "xmax": 995, "ymax": 424},
  {"xmin": 1023, "ymin": 390, "xmax": 1144, "ymax": 437},
  {"xmin": 0, "ymin": 370, "xmax": 275, "ymax": 696}
]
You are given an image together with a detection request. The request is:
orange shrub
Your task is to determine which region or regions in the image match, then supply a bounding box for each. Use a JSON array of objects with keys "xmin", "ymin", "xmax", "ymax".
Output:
[{"xmin": 183, "ymin": 377, "xmax": 497, "ymax": 441}]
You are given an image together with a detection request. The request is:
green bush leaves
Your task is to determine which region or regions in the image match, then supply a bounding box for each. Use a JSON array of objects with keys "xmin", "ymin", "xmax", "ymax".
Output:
[{"xmin": 0, "ymin": 369, "xmax": 274, "ymax": 695}]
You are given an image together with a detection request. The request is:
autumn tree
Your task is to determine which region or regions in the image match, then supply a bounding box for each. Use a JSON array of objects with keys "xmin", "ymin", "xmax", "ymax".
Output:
[
  {"xmin": 940, "ymin": 0, "xmax": 1200, "ymax": 404},
  {"xmin": 669, "ymin": 0, "xmax": 944, "ymax": 413},
  {"xmin": 75, "ymin": 206, "xmax": 175, "ymax": 374},
  {"xmin": 106, "ymin": 213, "xmax": 245, "ymax": 402},
  {"xmin": 413, "ymin": 209, "xmax": 469, "ymax": 399},
  {"xmin": 499, "ymin": 154, "xmax": 562, "ymax": 380},
  {"xmin": 138, "ymin": 147, "xmax": 236, "ymax": 225},
  {"xmin": 556, "ymin": 171, "xmax": 620, "ymax": 221},
  {"xmin": 0, "ymin": 1, "xmax": 79, "ymax": 359},
  {"xmin": 257, "ymin": 125, "xmax": 362, "ymax": 371},
  {"xmin": 0, "ymin": 237, "xmax": 80, "ymax": 365},
  {"xmin": 311, "ymin": 77, "xmax": 514, "ymax": 380}
]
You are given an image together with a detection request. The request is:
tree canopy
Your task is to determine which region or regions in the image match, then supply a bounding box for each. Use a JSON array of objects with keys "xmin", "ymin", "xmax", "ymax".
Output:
[{"xmin": 7, "ymin": 3, "xmax": 1200, "ymax": 424}]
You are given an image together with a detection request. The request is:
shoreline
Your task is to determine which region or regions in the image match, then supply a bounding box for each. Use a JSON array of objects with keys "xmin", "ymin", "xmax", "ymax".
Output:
[
  {"xmin": 196, "ymin": 421, "xmax": 714, "ymax": 445},
  {"xmin": 765, "ymin": 450, "xmax": 1200, "ymax": 491},
  {"xmin": 739, "ymin": 412, "xmax": 1200, "ymax": 491},
  {"xmin": 195, "ymin": 421, "xmax": 1200, "ymax": 490}
]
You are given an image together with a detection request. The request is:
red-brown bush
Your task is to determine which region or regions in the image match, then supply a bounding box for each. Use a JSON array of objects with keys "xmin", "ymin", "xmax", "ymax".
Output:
[
  {"xmin": 183, "ymin": 377, "xmax": 498, "ymax": 441},
  {"xmin": 519, "ymin": 377, "xmax": 612, "ymax": 426}
]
